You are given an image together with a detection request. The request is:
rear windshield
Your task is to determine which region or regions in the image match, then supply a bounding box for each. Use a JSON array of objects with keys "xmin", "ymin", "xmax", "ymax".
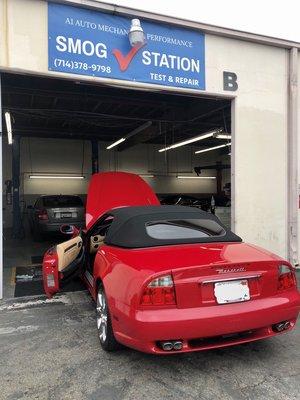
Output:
[
  {"xmin": 42, "ymin": 196, "xmax": 83, "ymax": 208},
  {"xmin": 146, "ymin": 219, "xmax": 226, "ymax": 240}
]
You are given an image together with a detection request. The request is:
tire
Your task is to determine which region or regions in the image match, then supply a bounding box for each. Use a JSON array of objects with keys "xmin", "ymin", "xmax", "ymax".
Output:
[{"xmin": 96, "ymin": 285, "xmax": 120, "ymax": 352}]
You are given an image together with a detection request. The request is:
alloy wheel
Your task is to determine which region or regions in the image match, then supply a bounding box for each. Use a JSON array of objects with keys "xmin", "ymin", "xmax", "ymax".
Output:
[{"xmin": 96, "ymin": 290, "xmax": 108, "ymax": 343}]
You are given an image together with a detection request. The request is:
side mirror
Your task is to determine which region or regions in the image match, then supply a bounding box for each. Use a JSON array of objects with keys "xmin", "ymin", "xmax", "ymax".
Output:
[{"xmin": 60, "ymin": 224, "xmax": 76, "ymax": 235}]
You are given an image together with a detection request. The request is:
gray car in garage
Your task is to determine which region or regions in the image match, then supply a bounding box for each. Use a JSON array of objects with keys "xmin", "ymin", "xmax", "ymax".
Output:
[{"xmin": 28, "ymin": 195, "xmax": 85, "ymax": 240}]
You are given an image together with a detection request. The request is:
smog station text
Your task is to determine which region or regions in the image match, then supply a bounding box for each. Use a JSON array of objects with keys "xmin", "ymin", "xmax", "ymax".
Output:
[
  {"xmin": 49, "ymin": 4, "xmax": 205, "ymax": 90},
  {"xmin": 55, "ymin": 37, "xmax": 201, "ymax": 71}
]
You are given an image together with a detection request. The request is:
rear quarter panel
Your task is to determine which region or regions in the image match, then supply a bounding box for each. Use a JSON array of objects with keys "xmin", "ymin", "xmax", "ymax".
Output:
[
  {"xmin": 93, "ymin": 242, "xmax": 290, "ymax": 311},
  {"xmin": 93, "ymin": 246, "xmax": 155, "ymax": 310}
]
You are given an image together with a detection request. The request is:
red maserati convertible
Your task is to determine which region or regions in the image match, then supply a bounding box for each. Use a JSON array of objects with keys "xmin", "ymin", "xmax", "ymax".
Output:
[{"xmin": 43, "ymin": 172, "xmax": 300, "ymax": 354}]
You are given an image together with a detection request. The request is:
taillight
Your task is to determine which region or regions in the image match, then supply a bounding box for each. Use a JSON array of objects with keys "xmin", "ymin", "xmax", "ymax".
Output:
[
  {"xmin": 278, "ymin": 264, "xmax": 296, "ymax": 290},
  {"xmin": 37, "ymin": 209, "xmax": 49, "ymax": 221},
  {"xmin": 140, "ymin": 274, "xmax": 176, "ymax": 306},
  {"xmin": 42, "ymin": 247, "xmax": 59, "ymax": 298}
]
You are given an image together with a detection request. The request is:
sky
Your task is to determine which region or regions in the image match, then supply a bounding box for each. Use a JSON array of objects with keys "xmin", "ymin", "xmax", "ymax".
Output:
[{"xmin": 99, "ymin": 0, "xmax": 300, "ymax": 42}]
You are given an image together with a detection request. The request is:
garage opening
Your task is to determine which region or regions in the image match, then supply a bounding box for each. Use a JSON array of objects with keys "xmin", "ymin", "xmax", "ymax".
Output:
[{"xmin": 1, "ymin": 73, "xmax": 232, "ymax": 298}]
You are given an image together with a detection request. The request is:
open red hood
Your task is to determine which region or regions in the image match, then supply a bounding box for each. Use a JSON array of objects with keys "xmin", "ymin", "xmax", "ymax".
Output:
[{"xmin": 85, "ymin": 172, "xmax": 160, "ymax": 230}]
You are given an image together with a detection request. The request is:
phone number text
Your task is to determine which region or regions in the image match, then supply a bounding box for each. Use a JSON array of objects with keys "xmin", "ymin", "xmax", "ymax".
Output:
[{"xmin": 53, "ymin": 58, "xmax": 111, "ymax": 73}]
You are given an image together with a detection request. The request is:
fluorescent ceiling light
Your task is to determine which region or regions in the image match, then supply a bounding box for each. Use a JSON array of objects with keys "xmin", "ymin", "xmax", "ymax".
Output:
[
  {"xmin": 5, "ymin": 112, "xmax": 12, "ymax": 145},
  {"xmin": 107, "ymin": 121, "xmax": 152, "ymax": 150},
  {"xmin": 29, "ymin": 175, "xmax": 85, "ymax": 179},
  {"xmin": 214, "ymin": 133, "xmax": 232, "ymax": 140},
  {"xmin": 177, "ymin": 175, "xmax": 216, "ymax": 179},
  {"xmin": 158, "ymin": 129, "xmax": 221, "ymax": 153},
  {"xmin": 106, "ymin": 138, "xmax": 126, "ymax": 150},
  {"xmin": 139, "ymin": 174, "xmax": 154, "ymax": 178},
  {"xmin": 195, "ymin": 143, "xmax": 231, "ymax": 154}
]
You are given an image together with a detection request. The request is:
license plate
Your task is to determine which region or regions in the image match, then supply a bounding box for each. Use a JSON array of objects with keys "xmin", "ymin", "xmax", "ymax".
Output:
[
  {"xmin": 60, "ymin": 212, "xmax": 71, "ymax": 218},
  {"xmin": 214, "ymin": 279, "xmax": 250, "ymax": 304},
  {"xmin": 46, "ymin": 274, "xmax": 55, "ymax": 288}
]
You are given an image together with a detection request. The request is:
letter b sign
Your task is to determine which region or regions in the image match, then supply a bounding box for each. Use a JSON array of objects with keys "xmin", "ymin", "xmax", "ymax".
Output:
[{"xmin": 223, "ymin": 71, "xmax": 238, "ymax": 91}]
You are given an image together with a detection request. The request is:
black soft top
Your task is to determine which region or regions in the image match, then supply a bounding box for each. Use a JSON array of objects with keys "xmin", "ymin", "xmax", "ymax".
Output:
[{"xmin": 104, "ymin": 205, "xmax": 242, "ymax": 248}]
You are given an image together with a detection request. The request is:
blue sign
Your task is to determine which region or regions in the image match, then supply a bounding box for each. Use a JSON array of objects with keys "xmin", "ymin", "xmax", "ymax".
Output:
[{"xmin": 48, "ymin": 3, "xmax": 205, "ymax": 90}]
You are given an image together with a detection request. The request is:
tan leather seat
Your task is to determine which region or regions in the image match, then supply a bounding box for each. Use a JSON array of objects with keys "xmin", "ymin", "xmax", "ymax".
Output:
[{"xmin": 90, "ymin": 235, "xmax": 104, "ymax": 253}]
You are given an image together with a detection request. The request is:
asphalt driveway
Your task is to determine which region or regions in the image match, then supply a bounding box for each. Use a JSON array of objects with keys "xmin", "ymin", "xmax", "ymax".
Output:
[{"xmin": 0, "ymin": 291, "xmax": 299, "ymax": 400}]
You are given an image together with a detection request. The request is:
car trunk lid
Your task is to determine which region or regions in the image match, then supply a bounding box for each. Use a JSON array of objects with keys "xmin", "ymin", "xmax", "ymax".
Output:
[{"xmin": 170, "ymin": 242, "xmax": 281, "ymax": 308}]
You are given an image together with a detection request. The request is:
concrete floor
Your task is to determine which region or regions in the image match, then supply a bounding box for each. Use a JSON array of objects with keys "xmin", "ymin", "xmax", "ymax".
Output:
[
  {"xmin": 0, "ymin": 290, "xmax": 299, "ymax": 400},
  {"xmin": 3, "ymin": 228, "xmax": 61, "ymax": 298}
]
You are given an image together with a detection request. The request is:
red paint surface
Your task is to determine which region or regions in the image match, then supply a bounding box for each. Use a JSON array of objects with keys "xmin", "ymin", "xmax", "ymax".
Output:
[
  {"xmin": 85, "ymin": 172, "xmax": 159, "ymax": 229},
  {"xmin": 42, "ymin": 248, "xmax": 59, "ymax": 298},
  {"xmin": 43, "ymin": 172, "xmax": 300, "ymax": 354},
  {"xmin": 90, "ymin": 241, "xmax": 300, "ymax": 353}
]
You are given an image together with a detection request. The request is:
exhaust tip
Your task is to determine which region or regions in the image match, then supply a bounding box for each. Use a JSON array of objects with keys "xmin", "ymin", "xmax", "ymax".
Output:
[
  {"xmin": 161, "ymin": 341, "xmax": 174, "ymax": 351},
  {"xmin": 159, "ymin": 340, "xmax": 183, "ymax": 351},
  {"xmin": 283, "ymin": 321, "xmax": 291, "ymax": 330},
  {"xmin": 173, "ymin": 341, "xmax": 183, "ymax": 350},
  {"xmin": 272, "ymin": 321, "xmax": 291, "ymax": 333}
]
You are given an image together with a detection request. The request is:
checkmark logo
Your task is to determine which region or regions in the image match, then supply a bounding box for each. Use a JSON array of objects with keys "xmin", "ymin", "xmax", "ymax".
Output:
[{"xmin": 112, "ymin": 43, "xmax": 145, "ymax": 72}]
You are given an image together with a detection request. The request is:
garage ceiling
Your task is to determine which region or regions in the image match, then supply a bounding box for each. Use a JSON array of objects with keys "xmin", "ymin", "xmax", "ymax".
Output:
[{"xmin": 2, "ymin": 73, "xmax": 231, "ymax": 151}]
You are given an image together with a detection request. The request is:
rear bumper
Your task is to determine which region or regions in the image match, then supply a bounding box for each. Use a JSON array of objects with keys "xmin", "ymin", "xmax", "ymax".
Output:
[
  {"xmin": 113, "ymin": 290, "xmax": 300, "ymax": 354},
  {"xmin": 38, "ymin": 221, "xmax": 85, "ymax": 233}
]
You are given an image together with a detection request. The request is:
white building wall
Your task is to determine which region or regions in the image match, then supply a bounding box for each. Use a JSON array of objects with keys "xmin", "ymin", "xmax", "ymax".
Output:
[
  {"xmin": 206, "ymin": 36, "xmax": 289, "ymax": 258},
  {"xmin": 2, "ymin": 138, "xmax": 219, "ymax": 196}
]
